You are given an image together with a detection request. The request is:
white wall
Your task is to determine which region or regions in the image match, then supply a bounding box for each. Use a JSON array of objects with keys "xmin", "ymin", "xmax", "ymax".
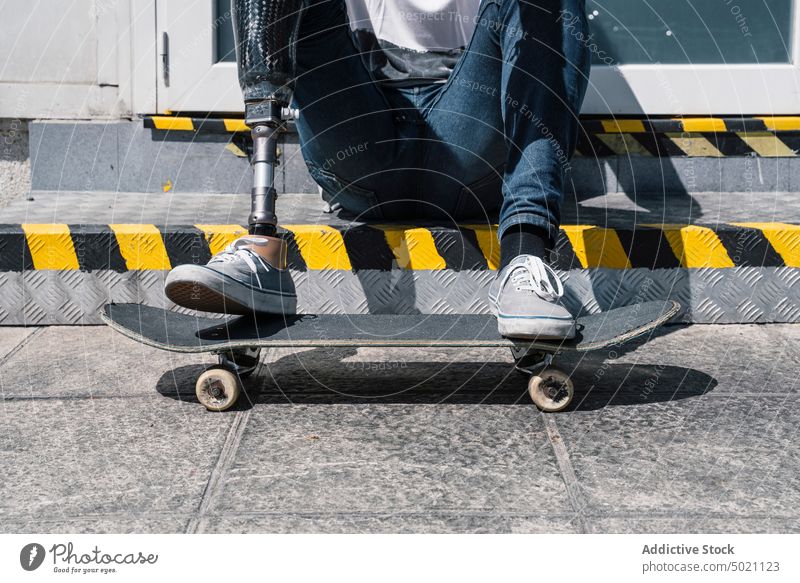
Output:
[
  {"xmin": 0, "ymin": 0, "xmax": 157, "ymax": 119},
  {"xmin": 2, "ymin": 1, "xmax": 798, "ymax": 118}
]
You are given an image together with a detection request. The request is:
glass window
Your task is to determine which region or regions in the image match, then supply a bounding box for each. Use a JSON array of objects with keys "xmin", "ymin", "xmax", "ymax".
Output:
[
  {"xmin": 216, "ymin": 0, "xmax": 235, "ymax": 63},
  {"xmin": 585, "ymin": 0, "xmax": 793, "ymax": 65},
  {"xmin": 214, "ymin": 0, "xmax": 794, "ymax": 65}
]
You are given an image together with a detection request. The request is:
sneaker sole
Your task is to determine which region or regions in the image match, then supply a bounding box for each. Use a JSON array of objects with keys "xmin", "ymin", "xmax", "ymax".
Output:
[
  {"xmin": 165, "ymin": 267, "xmax": 297, "ymax": 316},
  {"xmin": 496, "ymin": 314, "xmax": 576, "ymax": 340}
]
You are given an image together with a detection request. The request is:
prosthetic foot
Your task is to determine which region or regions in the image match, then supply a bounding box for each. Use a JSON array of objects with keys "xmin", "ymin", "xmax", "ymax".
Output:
[{"xmin": 164, "ymin": 0, "xmax": 302, "ymax": 315}]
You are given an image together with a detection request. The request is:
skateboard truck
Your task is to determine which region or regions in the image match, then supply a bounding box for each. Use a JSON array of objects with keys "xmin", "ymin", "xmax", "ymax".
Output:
[
  {"xmin": 511, "ymin": 346, "xmax": 554, "ymax": 374},
  {"xmin": 247, "ymin": 101, "xmax": 299, "ymax": 236},
  {"xmin": 510, "ymin": 345, "xmax": 574, "ymax": 412},
  {"xmin": 218, "ymin": 346, "xmax": 261, "ymax": 377}
]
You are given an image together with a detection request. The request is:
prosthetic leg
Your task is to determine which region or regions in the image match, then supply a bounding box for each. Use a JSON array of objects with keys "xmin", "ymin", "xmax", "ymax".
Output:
[
  {"xmin": 232, "ymin": 0, "xmax": 304, "ymax": 236},
  {"xmin": 247, "ymin": 102, "xmax": 283, "ymax": 236},
  {"xmin": 163, "ymin": 0, "xmax": 303, "ymax": 317}
]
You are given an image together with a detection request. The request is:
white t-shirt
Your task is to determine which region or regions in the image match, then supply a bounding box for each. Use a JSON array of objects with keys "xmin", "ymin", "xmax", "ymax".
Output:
[{"xmin": 345, "ymin": 0, "xmax": 482, "ymax": 85}]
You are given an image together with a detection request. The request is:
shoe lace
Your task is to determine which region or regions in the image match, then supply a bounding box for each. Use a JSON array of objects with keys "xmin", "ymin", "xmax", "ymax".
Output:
[
  {"xmin": 500, "ymin": 255, "xmax": 564, "ymax": 302},
  {"xmin": 208, "ymin": 237, "xmax": 271, "ymax": 288}
]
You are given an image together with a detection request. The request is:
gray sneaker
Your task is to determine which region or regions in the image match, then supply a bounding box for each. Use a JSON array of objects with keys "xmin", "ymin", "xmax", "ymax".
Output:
[
  {"xmin": 488, "ymin": 254, "xmax": 575, "ymax": 339},
  {"xmin": 165, "ymin": 235, "xmax": 296, "ymax": 315}
]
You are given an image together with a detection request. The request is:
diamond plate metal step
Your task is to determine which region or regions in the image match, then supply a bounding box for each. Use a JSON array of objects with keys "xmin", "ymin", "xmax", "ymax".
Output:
[
  {"xmin": 0, "ymin": 220, "xmax": 798, "ymax": 325},
  {"xmin": 1, "ymin": 267, "xmax": 798, "ymax": 326}
]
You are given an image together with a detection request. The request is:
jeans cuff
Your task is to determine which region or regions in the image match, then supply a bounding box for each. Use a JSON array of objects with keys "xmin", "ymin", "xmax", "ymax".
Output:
[{"xmin": 497, "ymin": 213, "xmax": 558, "ymax": 247}]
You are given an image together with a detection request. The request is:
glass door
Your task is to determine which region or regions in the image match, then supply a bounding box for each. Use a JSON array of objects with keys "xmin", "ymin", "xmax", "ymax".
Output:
[
  {"xmin": 582, "ymin": 0, "xmax": 799, "ymax": 114},
  {"xmin": 156, "ymin": 0, "xmax": 242, "ymax": 112},
  {"xmin": 157, "ymin": 0, "xmax": 799, "ymax": 114}
]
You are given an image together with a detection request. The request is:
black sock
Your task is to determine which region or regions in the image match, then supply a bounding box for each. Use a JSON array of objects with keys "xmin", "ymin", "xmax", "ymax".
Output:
[{"xmin": 500, "ymin": 224, "xmax": 549, "ymax": 269}]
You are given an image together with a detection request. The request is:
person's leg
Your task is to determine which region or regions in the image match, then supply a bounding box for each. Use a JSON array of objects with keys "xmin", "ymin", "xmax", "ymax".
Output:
[
  {"xmin": 291, "ymin": 0, "xmax": 405, "ymax": 218},
  {"xmin": 495, "ymin": 0, "xmax": 590, "ymax": 262},
  {"xmin": 423, "ymin": 0, "xmax": 590, "ymax": 259},
  {"xmin": 166, "ymin": 0, "xmax": 398, "ymax": 315},
  {"xmin": 423, "ymin": 0, "xmax": 591, "ymax": 338}
]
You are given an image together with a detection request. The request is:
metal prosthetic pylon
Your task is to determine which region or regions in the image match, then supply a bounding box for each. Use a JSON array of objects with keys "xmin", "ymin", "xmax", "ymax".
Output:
[{"xmin": 247, "ymin": 100, "xmax": 283, "ymax": 236}]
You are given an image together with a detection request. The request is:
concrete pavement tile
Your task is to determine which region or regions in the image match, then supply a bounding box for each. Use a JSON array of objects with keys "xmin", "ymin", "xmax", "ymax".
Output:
[
  {"xmin": 578, "ymin": 324, "xmax": 800, "ymax": 399},
  {"xmin": 255, "ymin": 346, "xmax": 529, "ymax": 404},
  {"xmin": 201, "ymin": 512, "xmax": 581, "ymax": 534},
  {"xmin": 0, "ymin": 326, "xmax": 211, "ymax": 398},
  {"xmin": 553, "ymin": 352, "xmax": 716, "ymax": 410},
  {"xmin": 0, "ymin": 398, "xmax": 234, "ymax": 519},
  {"xmin": 586, "ymin": 516, "xmax": 800, "ymax": 534},
  {"xmin": 0, "ymin": 327, "xmax": 35, "ymax": 360},
  {"xmin": 255, "ymin": 324, "xmax": 798, "ymax": 410},
  {"xmin": 1, "ymin": 516, "xmax": 189, "ymax": 534},
  {"xmin": 553, "ymin": 396, "xmax": 800, "ymax": 516},
  {"xmin": 212, "ymin": 404, "xmax": 569, "ymax": 515}
]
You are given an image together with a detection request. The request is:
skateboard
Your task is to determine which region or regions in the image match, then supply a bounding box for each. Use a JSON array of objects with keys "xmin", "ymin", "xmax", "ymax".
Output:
[{"xmin": 101, "ymin": 300, "xmax": 680, "ymax": 413}]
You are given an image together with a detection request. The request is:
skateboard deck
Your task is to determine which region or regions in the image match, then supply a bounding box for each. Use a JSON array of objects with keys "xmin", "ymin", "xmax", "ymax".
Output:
[
  {"xmin": 101, "ymin": 300, "xmax": 680, "ymax": 412},
  {"xmin": 101, "ymin": 300, "xmax": 680, "ymax": 354}
]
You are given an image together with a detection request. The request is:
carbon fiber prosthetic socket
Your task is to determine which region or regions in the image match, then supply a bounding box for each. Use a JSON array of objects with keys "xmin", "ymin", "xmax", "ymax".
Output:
[{"xmin": 232, "ymin": 0, "xmax": 304, "ymax": 110}]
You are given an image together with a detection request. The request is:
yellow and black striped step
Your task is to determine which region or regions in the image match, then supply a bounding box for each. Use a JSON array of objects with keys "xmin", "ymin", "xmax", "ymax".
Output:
[
  {"xmin": 144, "ymin": 115, "xmax": 800, "ymax": 158},
  {"xmin": 3, "ymin": 223, "xmax": 798, "ymax": 272}
]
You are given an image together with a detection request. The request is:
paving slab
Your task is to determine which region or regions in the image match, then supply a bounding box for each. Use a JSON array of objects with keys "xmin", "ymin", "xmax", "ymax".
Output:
[
  {"xmin": 0, "ymin": 327, "xmax": 35, "ymax": 361},
  {"xmin": 211, "ymin": 404, "xmax": 571, "ymax": 517},
  {"xmin": 253, "ymin": 344, "xmax": 711, "ymax": 408},
  {"xmin": 200, "ymin": 512, "xmax": 581, "ymax": 534},
  {"xmin": 0, "ymin": 326, "xmax": 211, "ymax": 399},
  {"xmin": 586, "ymin": 516, "xmax": 799, "ymax": 534},
  {"xmin": 566, "ymin": 324, "xmax": 800, "ymax": 403},
  {"xmin": 0, "ymin": 398, "xmax": 234, "ymax": 521},
  {"xmin": 552, "ymin": 395, "xmax": 800, "ymax": 517},
  {"xmin": 0, "ymin": 322, "xmax": 798, "ymax": 533},
  {"xmin": 0, "ymin": 516, "xmax": 189, "ymax": 534},
  {"xmin": 254, "ymin": 346, "xmax": 529, "ymax": 404}
]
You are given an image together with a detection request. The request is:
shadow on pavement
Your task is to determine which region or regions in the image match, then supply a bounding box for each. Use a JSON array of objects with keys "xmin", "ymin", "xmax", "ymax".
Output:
[{"xmin": 155, "ymin": 345, "xmax": 716, "ymax": 412}]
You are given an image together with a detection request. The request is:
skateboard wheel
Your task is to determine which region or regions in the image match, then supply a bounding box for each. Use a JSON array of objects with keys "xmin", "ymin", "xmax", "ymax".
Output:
[
  {"xmin": 528, "ymin": 369, "xmax": 573, "ymax": 412},
  {"xmin": 195, "ymin": 367, "xmax": 241, "ymax": 412}
]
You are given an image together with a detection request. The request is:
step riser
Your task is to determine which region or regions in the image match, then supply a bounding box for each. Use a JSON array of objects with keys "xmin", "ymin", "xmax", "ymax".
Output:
[
  {"xmin": 1, "ymin": 267, "xmax": 797, "ymax": 325},
  {"xmin": 28, "ymin": 120, "xmax": 800, "ymax": 196}
]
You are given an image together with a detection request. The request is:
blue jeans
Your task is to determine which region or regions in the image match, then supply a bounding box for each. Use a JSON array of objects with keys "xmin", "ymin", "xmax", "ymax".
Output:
[{"xmin": 292, "ymin": 0, "xmax": 591, "ymax": 243}]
